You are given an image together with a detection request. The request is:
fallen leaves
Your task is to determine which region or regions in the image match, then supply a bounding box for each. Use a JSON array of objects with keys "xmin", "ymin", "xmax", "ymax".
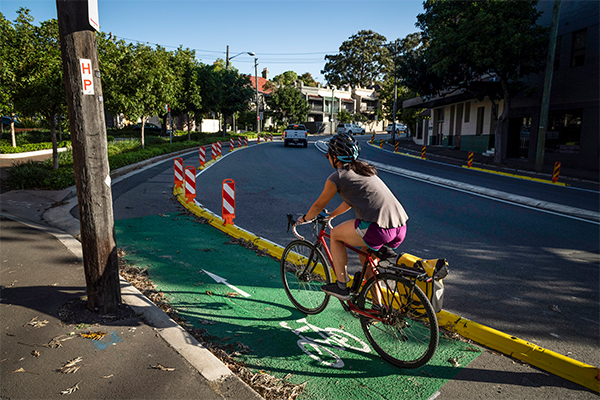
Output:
[
  {"xmin": 23, "ymin": 317, "xmax": 49, "ymax": 329},
  {"xmin": 448, "ymin": 357, "xmax": 461, "ymax": 368},
  {"xmin": 57, "ymin": 357, "xmax": 83, "ymax": 374},
  {"xmin": 150, "ymin": 364, "xmax": 175, "ymax": 371},
  {"xmin": 79, "ymin": 331, "xmax": 107, "ymax": 341},
  {"xmin": 60, "ymin": 381, "xmax": 81, "ymax": 395},
  {"xmin": 12, "ymin": 367, "xmax": 39, "ymax": 375}
]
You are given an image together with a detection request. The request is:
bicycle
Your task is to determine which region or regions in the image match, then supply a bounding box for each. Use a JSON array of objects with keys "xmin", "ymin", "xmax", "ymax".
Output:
[{"xmin": 281, "ymin": 211, "xmax": 440, "ymax": 368}]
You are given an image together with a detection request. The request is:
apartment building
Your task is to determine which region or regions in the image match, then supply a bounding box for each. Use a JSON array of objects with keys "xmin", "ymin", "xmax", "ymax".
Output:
[{"xmin": 404, "ymin": 0, "xmax": 599, "ymax": 171}]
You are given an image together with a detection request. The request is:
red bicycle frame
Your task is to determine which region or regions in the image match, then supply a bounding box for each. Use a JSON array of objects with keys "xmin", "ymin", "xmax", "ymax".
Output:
[{"xmin": 316, "ymin": 227, "xmax": 388, "ymax": 320}]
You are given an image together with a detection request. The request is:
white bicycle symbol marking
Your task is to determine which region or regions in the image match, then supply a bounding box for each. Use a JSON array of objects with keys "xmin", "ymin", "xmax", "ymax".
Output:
[{"xmin": 280, "ymin": 318, "xmax": 371, "ymax": 368}]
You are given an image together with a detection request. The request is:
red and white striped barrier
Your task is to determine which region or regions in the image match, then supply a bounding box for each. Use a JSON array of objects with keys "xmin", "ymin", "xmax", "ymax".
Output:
[
  {"xmin": 238, "ymin": 137, "xmax": 242, "ymax": 148},
  {"xmin": 211, "ymin": 143, "xmax": 217, "ymax": 160},
  {"xmin": 174, "ymin": 157, "xmax": 183, "ymax": 188},
  {"xmin": 217, "ymin": 141, "xmax": 222, "ymax": 156},
  {"xmin": 222, "ymin": 179, "xmax": 235, "ymax": 225},
  {"xmin": 270, "ymin": 133, "xmax": 273, "ymax": 141},
  {"xmin": 184, "ymin": 166, "xmax": 196, "ymax": 203},
  {"xmin": 199, "ymin": 146, "xmax": 206, "ymax": 167},
  {"xmin": 230, "ymin": 138, "xmax": 235, "ymax": 152},
  {"xmin": 257, "ymin": 135, "xmax": 260, "ymax": 144},
  {"xmin": 244, "ymin": 136, "xmax": 248, "ymax": 147}
]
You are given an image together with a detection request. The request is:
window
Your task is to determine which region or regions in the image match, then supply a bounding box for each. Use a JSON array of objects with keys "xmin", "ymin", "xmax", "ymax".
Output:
[
  {"xmin": 545, "ymin": 109, "xmax": 582, "ymax": 154},
  {"xmin": 476, "ymin": 106, "xmax": 485, "ymax": 135},
  {"xmin": 436, "ymin": 108, "xmax": 444, "ymax": 122},
  {"xmin": 554, "ymin": 36, "xmax": 561, "ymax": 71},
  {"xmin": 571, "ymin": 29, "xmax": 586, "ymax": 67},
  {"xmin": 464, "ymin": 102, "xmax": 470, "ymax": 123}
]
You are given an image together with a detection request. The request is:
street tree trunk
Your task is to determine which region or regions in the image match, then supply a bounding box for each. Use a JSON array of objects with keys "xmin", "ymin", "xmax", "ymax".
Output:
[
  {"xmin": 10, "ymin": 113, "xmax": 16, "ymax": 148},
  {"xmin": 493, "ymin": 80, "xmax": 511, "ymax": 165},
  {"xmin": 49, "ymin": 111, "xmax": 59, "ymax": 170}
]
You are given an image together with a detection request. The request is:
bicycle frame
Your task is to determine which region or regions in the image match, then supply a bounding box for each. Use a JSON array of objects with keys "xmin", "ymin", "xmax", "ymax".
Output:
[{"xmin": 312, "ymin": 222, "xmax": 393, "ymax": 321}]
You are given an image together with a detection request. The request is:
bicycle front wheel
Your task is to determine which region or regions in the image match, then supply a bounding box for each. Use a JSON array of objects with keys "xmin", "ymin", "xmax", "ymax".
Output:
[
  {"xmin": 357, "ymin": 273, "xmax": 439, "ymax": 368},
  {"xmin": 281, "ymin": 240, "xmax": 332, "ymax": 315}
]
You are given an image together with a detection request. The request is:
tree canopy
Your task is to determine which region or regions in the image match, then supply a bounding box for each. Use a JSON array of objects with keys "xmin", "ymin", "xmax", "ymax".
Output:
[
  {"xmin": 266, "ymin": 86, "xmax": 310, "ymax": 126},
  {"xmin": 322, "ymin": 30, "xmax": 391, "ymax": 88},
  {"xmin": 400, "ymin": 0, "xmax": 548, "ymax": 163}
]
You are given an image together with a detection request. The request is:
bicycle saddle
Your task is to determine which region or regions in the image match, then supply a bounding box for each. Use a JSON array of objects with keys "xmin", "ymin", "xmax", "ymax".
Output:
[{"xmin": 371, "ymin": 245, "xmax": 397, "ymax": 261}]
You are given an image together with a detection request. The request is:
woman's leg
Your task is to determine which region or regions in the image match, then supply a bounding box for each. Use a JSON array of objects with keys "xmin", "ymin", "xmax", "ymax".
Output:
[{"xmin": 329, "ymin": 219, "xmax": 366, "ymax": 283}]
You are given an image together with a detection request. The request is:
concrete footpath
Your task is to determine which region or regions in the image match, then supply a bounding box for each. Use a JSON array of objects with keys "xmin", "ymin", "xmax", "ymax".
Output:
[{"xmin": 0, "ymin": 189, "xmax": 262, "ymax": 398}]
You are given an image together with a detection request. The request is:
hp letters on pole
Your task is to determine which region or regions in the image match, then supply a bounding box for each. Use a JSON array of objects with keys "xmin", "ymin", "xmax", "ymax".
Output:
[{"xmin": 80, "ymin": 58, "xmax": 94, "ymax": 95}]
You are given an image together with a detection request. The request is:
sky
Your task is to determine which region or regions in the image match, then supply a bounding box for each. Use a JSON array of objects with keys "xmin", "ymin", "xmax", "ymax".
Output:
[{"xmin": 1, "ymin": 0, "xmax": 425, "ymax": 83}]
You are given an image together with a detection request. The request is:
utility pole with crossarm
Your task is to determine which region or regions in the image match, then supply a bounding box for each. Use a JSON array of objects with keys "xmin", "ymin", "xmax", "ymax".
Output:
[{"xmin": 56, "ymin": 0, "xmax": 121, "ymax": 314}]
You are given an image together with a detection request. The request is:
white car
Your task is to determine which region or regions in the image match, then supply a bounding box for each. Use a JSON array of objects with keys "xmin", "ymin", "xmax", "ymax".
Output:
[
  {"xmin": 337, "ymin": 123, "xmax": 365, "ymax": 135},
  {"xmin": 386, "ymin": 123, "xmax": 406, "ymax": 133}
]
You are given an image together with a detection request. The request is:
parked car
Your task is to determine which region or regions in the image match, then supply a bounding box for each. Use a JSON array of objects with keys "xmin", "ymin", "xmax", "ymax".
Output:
[
  {"xmin": 131, "ymin": 123, "xmax": 162, "ymax": 133},
  {"xmin": 337, "ymin": 123, "xmax": 365, "ymax": 135},
  {"xmin": 1, "ymin": 116, "xmax": 22, "ymax": 128},
  {"xmin": 386, "ymin": 123, "xmax": 406, "ymax": 133}
]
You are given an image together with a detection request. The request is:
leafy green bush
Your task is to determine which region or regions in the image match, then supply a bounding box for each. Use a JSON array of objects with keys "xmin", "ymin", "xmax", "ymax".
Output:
[
  {"xmin": 1, "ymin": 141, "xmax": 71, "ymax": 153},
  {"xmin": 3, "ymin": 160, "xmax": 54, "ymax": 190},
  {"xmin": 3, "ymin": 134, "xmax": 242, "ymax": 190}
]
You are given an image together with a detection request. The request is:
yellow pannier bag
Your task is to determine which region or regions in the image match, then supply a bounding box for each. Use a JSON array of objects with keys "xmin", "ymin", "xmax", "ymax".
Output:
[{"xmin": 394, "ymin": 253, "xmax": 449, "ymax": 314}]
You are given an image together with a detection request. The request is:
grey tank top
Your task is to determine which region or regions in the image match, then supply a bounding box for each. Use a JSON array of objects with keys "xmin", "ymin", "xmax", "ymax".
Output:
[{"xmin": 327, "ymin": 168, "xmax": 408, "ymax": 229}]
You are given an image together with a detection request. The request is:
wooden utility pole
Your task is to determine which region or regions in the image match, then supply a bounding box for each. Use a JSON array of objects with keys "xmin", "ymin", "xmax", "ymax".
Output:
[
  {"xmin": 535, "ymin": 0, "xmax": 562, "ymax": 172},
  {"xmin": 56, "ymin": 0, "xmax": 121, "ymax": 313}
]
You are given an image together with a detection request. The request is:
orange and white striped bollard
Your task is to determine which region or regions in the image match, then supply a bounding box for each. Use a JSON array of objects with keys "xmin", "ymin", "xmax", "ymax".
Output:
[
  {"xmin": 222, "ymin": 179, "xmax": 235, "ymax": 225},
  {"xmin": 174, "ymin": 158, "xmax": 183, "ymax": 188},
  {"xmin": 184, "ymin": 166, "xmax": 196, "ymax": 203}
]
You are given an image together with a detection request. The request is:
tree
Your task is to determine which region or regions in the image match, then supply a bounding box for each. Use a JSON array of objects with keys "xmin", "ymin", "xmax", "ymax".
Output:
[
  {"xmin": 266, "ymin": 85, "xmax": 310, "ymax": 126},
  {"xmin": 25, "ymin": 17, "xmax": 65, "ymax": 169},
  {"xmin": 299, "ymin": 72, "xmax": 317, "ymax": 87},
  {"xmin": 219, "ymin": 69, "xmax": 254, "ymax": 136},
  {"xmin": 170, "ymin": 47, "xmax": 202, "ymax": 140},
  {"xmin": 272, "ymin": 71, "xmax": 298, "ymax": 87},
  {"xmin": 118, "ymin": 43, "xmax": 176, "ymax": 147},
  {"xmin": 0, "ymin": 11, "xmax": 20, "ymax": 147},
  {"xmin": 377, "ymin": 34, "xmax": 424, "ymax": 137},
  {"xmin": 406, "ymin": 0, "xmax": 548, "ymax": 164},
  {"xmin": 0, "ymin": 9, "xmax": 65, "ymax": 167},
  {"xmin": 337, "ymin": 109, "xmax": 353, "ymax": 123},
  {"xmin": 322, "ymin": 30, "xmax": 391, "ymax": 88},
  {"xmin": 196, "ymin": 64, "xmax": 221, "ymax": 131},
  {"xmin": 97, "ymin": 32, "xmax": 129, "ymax": 128}
]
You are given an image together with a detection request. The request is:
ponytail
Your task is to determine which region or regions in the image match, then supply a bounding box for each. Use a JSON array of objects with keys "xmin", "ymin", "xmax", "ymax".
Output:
[{"xmin": 340, "ymin": 159, "xmax": 377, "ymax": 176}]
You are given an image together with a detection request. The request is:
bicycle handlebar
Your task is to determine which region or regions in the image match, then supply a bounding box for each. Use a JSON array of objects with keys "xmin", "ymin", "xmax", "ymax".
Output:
[{"xmin": 286, "ymin": 211, "xmax": 333, "ymax": 241}]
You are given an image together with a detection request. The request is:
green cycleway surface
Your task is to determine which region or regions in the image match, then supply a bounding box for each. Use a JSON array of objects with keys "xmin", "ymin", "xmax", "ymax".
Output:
[{"xmin": 116, "ymin": 214, "xmax": 482, "ymax": 400}]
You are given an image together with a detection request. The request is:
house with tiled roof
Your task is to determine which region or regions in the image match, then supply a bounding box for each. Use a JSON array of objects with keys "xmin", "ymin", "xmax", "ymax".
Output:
[{"xmin": 244, "ymin": 68, "xmax": 275, "ymax": 131}]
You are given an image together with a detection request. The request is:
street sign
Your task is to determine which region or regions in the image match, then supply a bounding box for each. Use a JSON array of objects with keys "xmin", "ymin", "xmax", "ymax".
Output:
[
  {"xmin": 88, "ymin": 0, "xmax": 99, "ymax": 31},
  {"xmin": 79, "ymin": 59, "xmax": 94, "ymax": 95}
]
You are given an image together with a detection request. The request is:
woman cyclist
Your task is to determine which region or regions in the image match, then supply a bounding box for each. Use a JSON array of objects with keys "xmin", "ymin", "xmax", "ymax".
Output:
[{"xmin": 297, "ymin": 133, "xmax": 409, "ymax": 300}]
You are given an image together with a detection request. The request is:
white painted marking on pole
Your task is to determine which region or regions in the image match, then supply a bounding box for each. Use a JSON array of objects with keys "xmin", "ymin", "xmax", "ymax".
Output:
[
  {"xmin": 202, "ymin": 269, "xmax": 250, "ymax": 298},
  {"xmin": 104, "ymin": 174, "xmax": 111, "ymax": 187}
]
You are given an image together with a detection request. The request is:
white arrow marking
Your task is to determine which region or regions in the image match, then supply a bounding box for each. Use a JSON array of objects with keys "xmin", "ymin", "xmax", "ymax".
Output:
[{"xmin": 202, "ymin": 269, "xmax": 250, "ymax": 298}]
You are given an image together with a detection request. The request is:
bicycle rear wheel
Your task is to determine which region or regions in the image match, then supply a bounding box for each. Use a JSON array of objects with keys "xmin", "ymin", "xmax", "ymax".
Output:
[
  {"xmin": 281, "ymin": 240, "xmax": 332, "ymax": 315},
  {"xmin": 357, "ymin": 273, "xmax": 438, "ymax": 368}
]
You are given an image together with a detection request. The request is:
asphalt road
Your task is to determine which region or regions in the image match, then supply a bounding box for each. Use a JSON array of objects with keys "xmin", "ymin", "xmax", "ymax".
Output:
[{"xmin": 109, "ymin": 137, "xmax": 599, "ymax": 398}]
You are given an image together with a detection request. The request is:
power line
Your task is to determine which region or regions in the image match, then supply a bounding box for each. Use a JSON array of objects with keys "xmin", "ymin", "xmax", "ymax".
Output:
[{"xmin": 112, "ymin": 35, "xmax": 338, "ymax": 57}]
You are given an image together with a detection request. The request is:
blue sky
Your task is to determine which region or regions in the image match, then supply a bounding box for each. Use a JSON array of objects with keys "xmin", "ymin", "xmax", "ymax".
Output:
[{"xmin": 1, "ymin": 0, "xmax": 425, "ymax": 83}]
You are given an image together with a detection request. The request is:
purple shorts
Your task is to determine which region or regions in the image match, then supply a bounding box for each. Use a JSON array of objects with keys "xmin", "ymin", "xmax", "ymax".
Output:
[{"xmin": 354, "ymin": 220, "xmax": 407, "ymax": 251}]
